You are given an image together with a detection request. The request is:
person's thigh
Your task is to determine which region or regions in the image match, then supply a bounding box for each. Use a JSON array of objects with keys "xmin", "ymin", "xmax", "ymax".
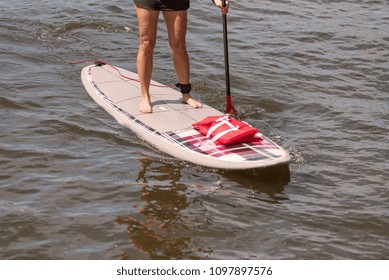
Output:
[
  {"xmin": 162, "ymin": 10, "xmax": 187, "ymax": 49},
  {"xmin": 136, "ymin": 6, "xmax": 159, "ymax": 48}
]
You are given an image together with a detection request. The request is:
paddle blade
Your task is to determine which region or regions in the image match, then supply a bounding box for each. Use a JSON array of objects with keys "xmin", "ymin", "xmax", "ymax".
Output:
[{"xmin": 225, "ymin": 95, "xmax": 238, "ymax": 115}]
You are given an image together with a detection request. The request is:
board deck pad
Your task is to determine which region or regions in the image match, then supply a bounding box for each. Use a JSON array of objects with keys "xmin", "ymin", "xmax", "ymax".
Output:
[{"xmin": 81, "ymin": 63, "xmax": 290, "ymax": 169}]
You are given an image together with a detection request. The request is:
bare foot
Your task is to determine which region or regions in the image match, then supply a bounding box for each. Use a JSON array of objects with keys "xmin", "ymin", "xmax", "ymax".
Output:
[
  {"xmin": 182, "ymin": 93, "xmax": 202, "ymax": 108},
  {"xmin": 139, "ymin": 95, "xmax": 152, "ymax": 113}
]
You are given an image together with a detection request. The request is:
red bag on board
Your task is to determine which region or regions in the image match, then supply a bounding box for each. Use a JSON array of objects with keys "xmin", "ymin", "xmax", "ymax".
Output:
[{"xmin": 192, "ymin": 114, "xmax": 259, "ymax": 145}]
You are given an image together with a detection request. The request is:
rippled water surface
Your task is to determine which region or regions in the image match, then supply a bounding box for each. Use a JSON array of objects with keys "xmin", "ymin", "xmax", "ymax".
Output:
[{"xmin": 1, "ymin": 0, "xmax": 388, "ymax": 259}]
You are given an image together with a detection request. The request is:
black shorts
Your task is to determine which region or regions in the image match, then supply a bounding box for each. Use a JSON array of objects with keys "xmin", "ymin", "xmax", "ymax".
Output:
[{"xmin": 134, "ymin": 0, "xmax": 190, "ymax": 11}]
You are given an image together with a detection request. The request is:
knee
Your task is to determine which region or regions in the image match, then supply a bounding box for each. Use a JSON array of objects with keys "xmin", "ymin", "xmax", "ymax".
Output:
[
  {"xmin": 169, "ymin": 40, "xmax": 187, "ymax": 55},
  {"xmin": 139, "ymin": 35, "xmax": 156, "ymax": 55}
]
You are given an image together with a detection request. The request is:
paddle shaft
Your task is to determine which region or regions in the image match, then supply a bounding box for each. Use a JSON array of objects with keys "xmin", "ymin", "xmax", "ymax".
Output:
[
  {"xmin": 221, "ymin": 0, "xmax": 237, "ymax": 114},
  {"xmin": 222, "ymin": 0, "xmax": 230, "ymax": 96}
]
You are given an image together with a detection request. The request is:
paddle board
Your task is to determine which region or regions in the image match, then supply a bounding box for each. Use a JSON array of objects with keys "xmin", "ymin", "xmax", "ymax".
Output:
[{"xmin": 81, "ymin": 62, "xmax": 290, "ymax": 170}]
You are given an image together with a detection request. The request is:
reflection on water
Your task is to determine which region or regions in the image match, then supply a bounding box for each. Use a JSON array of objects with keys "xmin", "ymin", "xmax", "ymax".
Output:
[
  {"xmin": 219, "ymin": 165, "xmax": 290, "ymax": 204},
  {"xmin": 116, "ymin": 157, "xmax": 192, "ymax": 259},
  {"xmin": 116, "ymin": 157, "xmax": 290, "ymax": 259}
]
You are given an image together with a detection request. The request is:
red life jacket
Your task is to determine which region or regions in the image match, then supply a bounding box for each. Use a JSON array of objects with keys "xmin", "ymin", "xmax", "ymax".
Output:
[{"xmin": 192, "ymin": 114, "xmax": 260, "ymax": 146}]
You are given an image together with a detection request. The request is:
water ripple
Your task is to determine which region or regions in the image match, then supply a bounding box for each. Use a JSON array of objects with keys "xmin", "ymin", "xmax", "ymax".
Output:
[{"xmin": 1, "ymin": 0, "xmax": 388, "ymax": 260}]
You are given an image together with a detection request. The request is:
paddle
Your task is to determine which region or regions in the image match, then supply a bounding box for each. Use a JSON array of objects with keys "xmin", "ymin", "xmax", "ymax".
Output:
[{"xmin": 222, "ymin": 0, "xmax": 237, "ymax": 115}]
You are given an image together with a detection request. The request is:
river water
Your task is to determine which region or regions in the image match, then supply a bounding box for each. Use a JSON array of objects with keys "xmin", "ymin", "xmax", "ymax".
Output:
[{"xmin": 1, "ymin": 0, "xmax": 388, "ymax": 259}]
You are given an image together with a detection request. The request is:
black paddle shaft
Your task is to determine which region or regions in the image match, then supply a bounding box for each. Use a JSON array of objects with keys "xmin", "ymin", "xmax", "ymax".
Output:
[{"xmin": 222, "ymin": 0, "xmax": 231, "ymax": 96}]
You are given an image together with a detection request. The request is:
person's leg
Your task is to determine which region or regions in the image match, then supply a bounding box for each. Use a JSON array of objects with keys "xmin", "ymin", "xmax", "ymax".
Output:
[
  {"xmin": 163, "ymin": 10, "xmax": 202, "ymax": 108},
  {"xmin": 136, "ymin": 6, "xmax": 159, "ymax": 113}
]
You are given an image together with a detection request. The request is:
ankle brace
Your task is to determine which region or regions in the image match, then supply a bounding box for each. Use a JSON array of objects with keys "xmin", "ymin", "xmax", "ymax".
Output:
[{"xmin": 175, "ymin": 83, "xmax": 192, "ymax": 94}]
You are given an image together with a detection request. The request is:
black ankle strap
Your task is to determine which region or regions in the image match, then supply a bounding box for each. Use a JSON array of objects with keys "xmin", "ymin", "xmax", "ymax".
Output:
[{"xmin": 175, "ymin": 83, "xmax": 191, "ymax": 94}]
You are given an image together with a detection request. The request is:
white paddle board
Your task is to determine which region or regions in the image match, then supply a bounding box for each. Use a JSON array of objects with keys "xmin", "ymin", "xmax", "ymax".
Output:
[{"xmin": 81, "ymin": 62, "xmax": 290, "ymax": 170}]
